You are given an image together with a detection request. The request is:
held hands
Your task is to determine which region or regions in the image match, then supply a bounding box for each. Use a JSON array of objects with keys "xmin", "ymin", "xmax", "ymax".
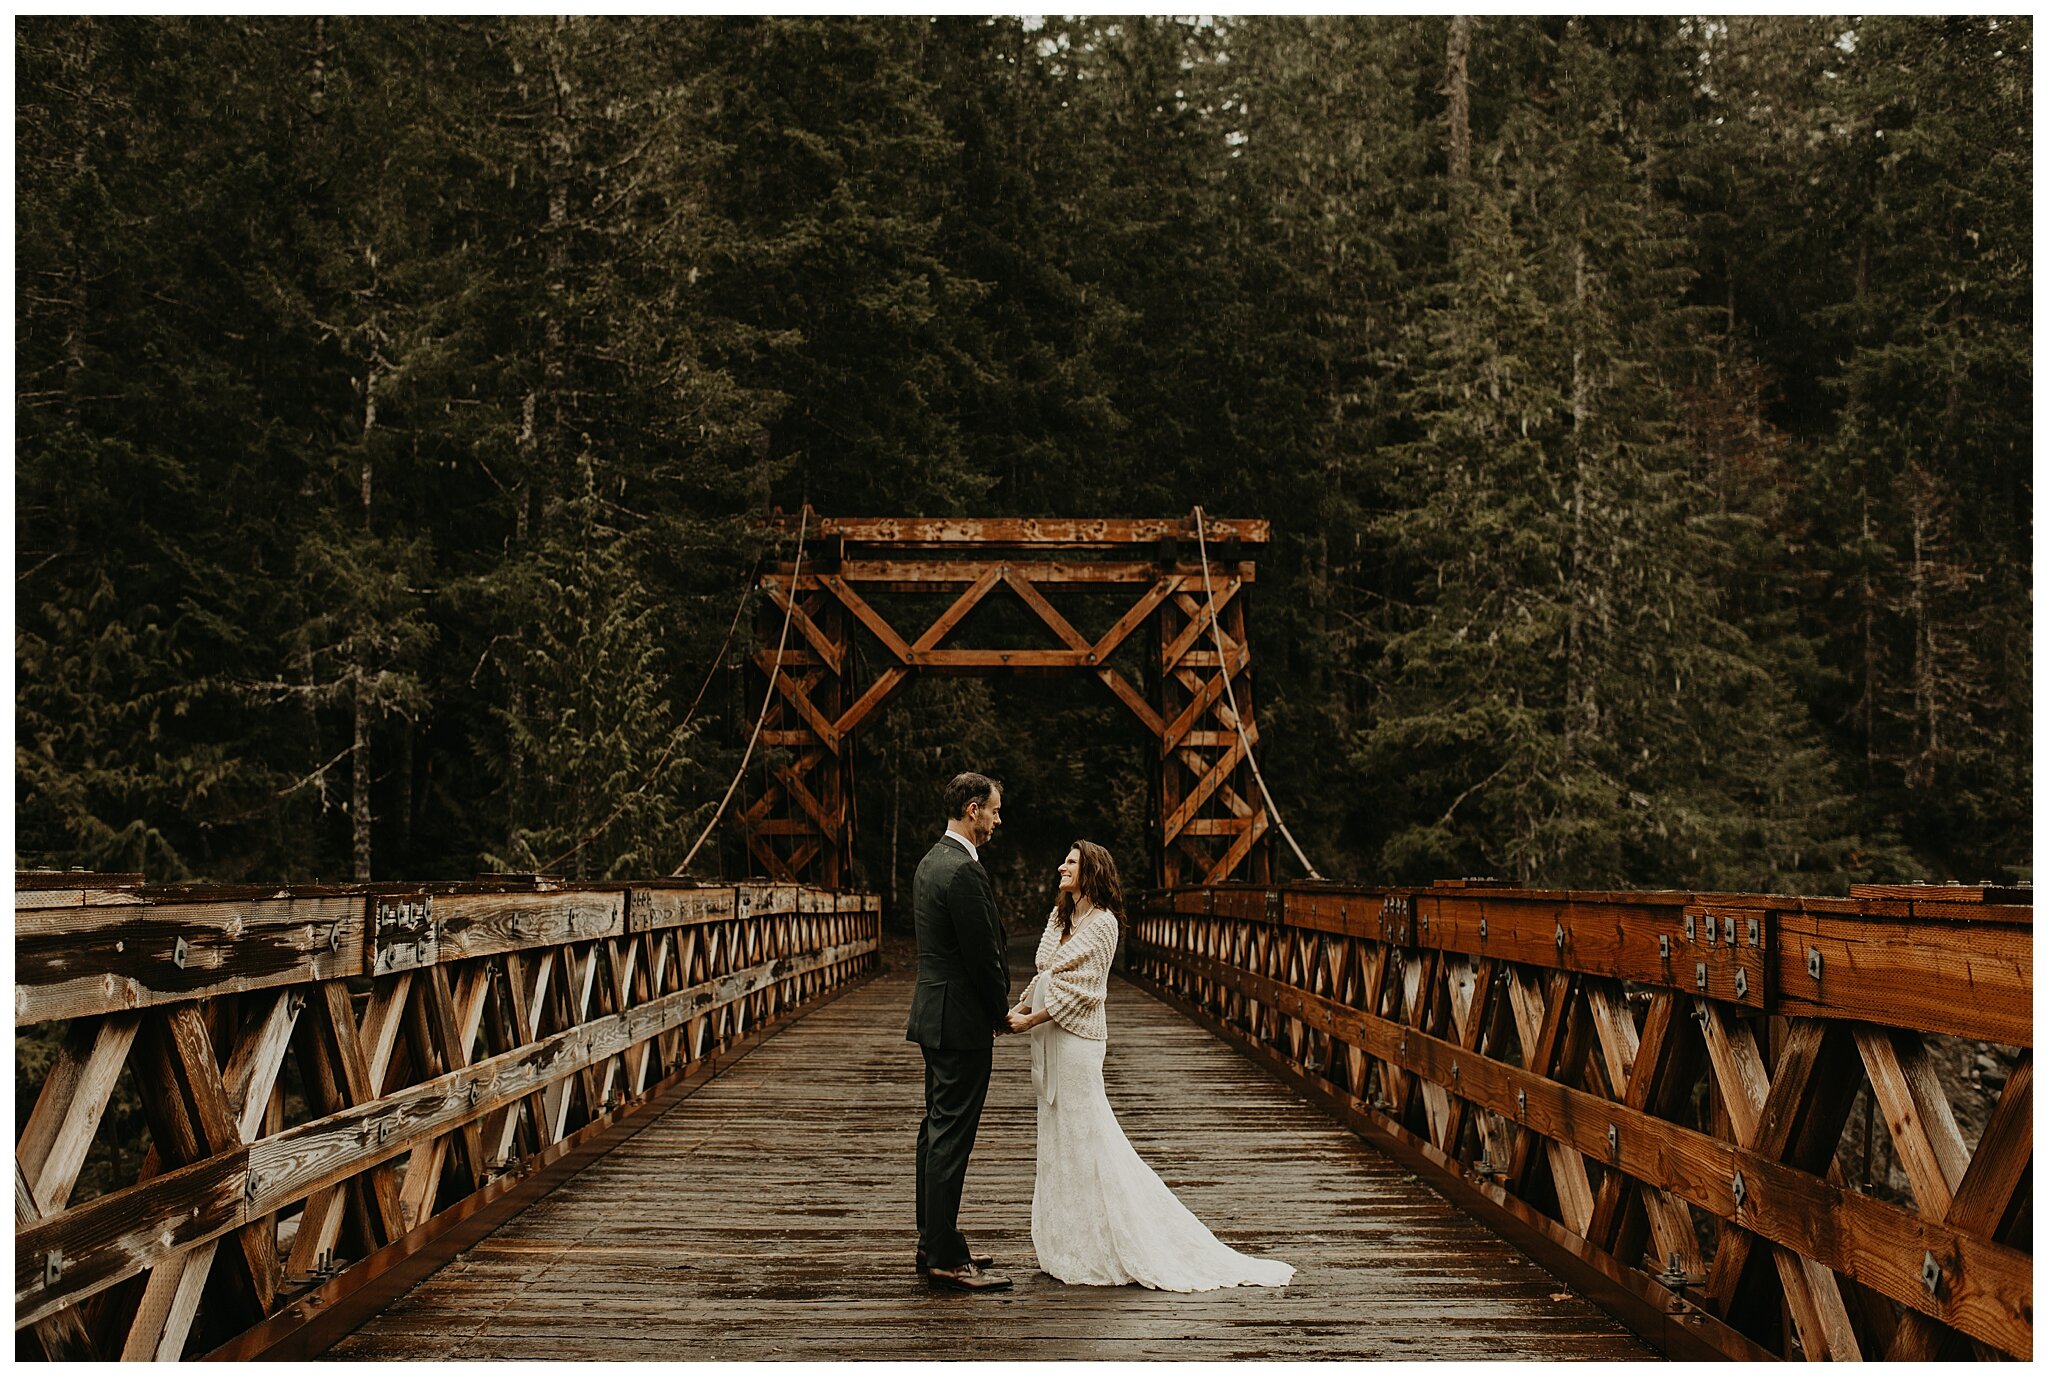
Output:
[{"xmin": 1005, "ymin": 1000, "xmax": 1047, "ymax": 1035}]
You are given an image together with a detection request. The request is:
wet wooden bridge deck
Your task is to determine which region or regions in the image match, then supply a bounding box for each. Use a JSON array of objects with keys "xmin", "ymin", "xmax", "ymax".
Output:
[{"xmin": 329, "ymin": 958, "xmax": 1649, "ymax": 1361}]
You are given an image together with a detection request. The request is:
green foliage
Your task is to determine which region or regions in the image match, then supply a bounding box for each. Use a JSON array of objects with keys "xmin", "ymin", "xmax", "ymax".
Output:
[{"xmin": 14, "ymin": 16, "xmax": 2028, "ymax": 891}]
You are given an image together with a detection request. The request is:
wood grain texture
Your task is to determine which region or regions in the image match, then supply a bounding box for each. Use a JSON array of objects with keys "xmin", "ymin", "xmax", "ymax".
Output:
[
  {"xmin": 328, "ymin": 959, "xmax": 1648, "ymax": 1362},
  {"xmin": 1130, "ymin": 937, "xmax": 2033, "ymax": 1356}
]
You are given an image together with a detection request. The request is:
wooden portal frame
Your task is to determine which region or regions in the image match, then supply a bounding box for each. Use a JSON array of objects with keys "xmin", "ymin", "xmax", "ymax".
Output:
[{"xmin": 735, "ymin": 513, "xmax": 1275, "ymax": 889}]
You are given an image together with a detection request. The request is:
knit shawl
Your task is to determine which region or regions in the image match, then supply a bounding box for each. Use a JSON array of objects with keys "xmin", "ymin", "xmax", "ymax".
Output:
[{"xmin": 1034, "ymin": 905, "xmax": 1117, "ymax": 1040}]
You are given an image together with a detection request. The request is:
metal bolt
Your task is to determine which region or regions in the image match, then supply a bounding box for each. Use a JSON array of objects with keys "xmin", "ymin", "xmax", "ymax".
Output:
[
  {"xmin": 1695, "ymin": 962, "xmax": 1708, "ymax": 992},
  {"xmin": 1608, "ymin": 1124, "xmax": 1619, "ymax": 1158},
  {"xmin": 173, "ymin": 936, "xmax": 189, "ymax": 969},
  {"xmin": 1722, "ymin": 916, "xmax": 1736, "ymax": 945},
  {"xmin": 1731, "ymin": 1171, "xmax": 1747, "ymax": 1209},
  {"xmin": 1745, "ymin": 917, "xmax": 1759, "ymax": 947},
  {"xmin": 1703, "ymin": 918, "xmax": 1716, "ymax": 946},
  {"xmin": 43, "ymin": 1249, "xmax": 62, "ymax": 1288},
  {"xmin": 1734, "ymin": 969, "xmax": 1750, "ymax": 1000},
  {"xmin": 1478, "ymin": 917, "xmax": 1487, "ymax": 942},
  {"xmin": 1922, "ymin": 1251, "xmax": 1942, "ymax": 1297},
  {"xmin": 1554, "ymin": 922, "xmax": 1566, "ymax": 950},
  {"xmin": 1684, "ymin": 913, "xmax": 1696, "ymax": 942},
  {"xmin": 1516, "ymin": 1088, "xmax": 1526, "ymax": 1119},
  {"xmin": 328, "ymin": 922, "xmax": 343, "ymax": 953},
  {"xmin": 1660, "ymin": 1252, "xmax": 1688, "ymax": 1290},
  {"xmin": 1658, "ymin": 934, "xmax": 1670, "ymax": 960},
  {"xmin": 1807, "ymin": 947, "xmax": 1823, "ymax": 980}
]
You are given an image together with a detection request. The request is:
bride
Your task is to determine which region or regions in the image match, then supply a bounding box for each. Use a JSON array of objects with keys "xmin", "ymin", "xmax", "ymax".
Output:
[{"xmin": 1005, "ymin": 840, "xmax": 1294, "ymax": 1291}]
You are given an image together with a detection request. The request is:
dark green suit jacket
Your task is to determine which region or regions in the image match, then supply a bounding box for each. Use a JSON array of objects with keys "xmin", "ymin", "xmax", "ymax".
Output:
[{"xmin": 905, "ymin": 836, "xmax": 1010, "ymax": 1049}]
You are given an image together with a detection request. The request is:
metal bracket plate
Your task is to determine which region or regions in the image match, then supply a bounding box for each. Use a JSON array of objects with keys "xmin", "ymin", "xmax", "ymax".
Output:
[{"xmin": 371, "ymin": 895, "xmax": 439, "ymax": 975}]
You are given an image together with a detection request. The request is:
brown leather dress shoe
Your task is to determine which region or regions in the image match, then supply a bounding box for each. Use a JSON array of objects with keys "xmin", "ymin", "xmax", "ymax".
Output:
[
  {"xmin": 916, "ymin": 1247, "xmax": 994, "ymax": 1273},
  {"xmin": 925, "ymin": 1261, "xmax": 1013, "ymax": 1292}
]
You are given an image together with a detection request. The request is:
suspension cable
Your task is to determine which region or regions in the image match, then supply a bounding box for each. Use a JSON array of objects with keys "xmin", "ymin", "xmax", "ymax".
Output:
[
  {"xmin": 673, "ymin": 506, "xmax": 809, "ymax": 876},
  {"xmin": 1192, "ymin": 505, "xmax": 1325, "ymax": 881},
  {"xmin": 535, "ymin": 550, "xmax": 757, "ymax": 876}
]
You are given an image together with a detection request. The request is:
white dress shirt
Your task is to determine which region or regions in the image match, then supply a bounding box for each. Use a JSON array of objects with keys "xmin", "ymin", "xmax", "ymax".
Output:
[{"xmin": 943, "ymin": 827, "xmax": 980, "ymax": 863}]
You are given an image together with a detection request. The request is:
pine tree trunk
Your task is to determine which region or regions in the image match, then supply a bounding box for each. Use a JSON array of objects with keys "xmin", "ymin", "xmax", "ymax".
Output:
[
  {"xmin": 352, "ymin": 663, "xmax": 373, "ymax": 881},
  {"xmin": 1445, "ymin": 17, "xmax": 1472, "ymax": 188},
  {"xmin": 1860, "ymin": 497, "xmax": 1877, "ymax": 778},
  {"xmin": 1564, "ymin": 236, "xmax": 1594, "ymax": 765},
  {"xmin": 1908, "ymin": 494, "xmax": 1934, "ymax": 774},
  {"xmin": 309, "ymin": 17, "xmax": 326, "ymax": 120},
  {"xmin": 351, "ymin": 356, "xmax": 379, "ymax": 881},
  {"xmin": 889, "ymin": 741, "xmax": 901, "ymax": 918}
]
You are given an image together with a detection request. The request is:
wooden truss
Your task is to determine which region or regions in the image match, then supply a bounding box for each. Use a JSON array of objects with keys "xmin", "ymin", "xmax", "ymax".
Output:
[
  {"xmin": 736, "ymin": 514, "xmax": 1275, "ymax": 888},
  {"xmin": 14, "ymin": 873, "xmax": 880, "ymax": 1360},
  {"xmin": 1128, "ymin": 880, "xmax": 2034, "ymax": 1361}
]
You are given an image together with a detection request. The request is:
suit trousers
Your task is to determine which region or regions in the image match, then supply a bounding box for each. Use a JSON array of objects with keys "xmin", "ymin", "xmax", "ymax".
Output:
[{"xmin": 915, "ymin": 1042, "xmax": 994, "ymax": 1269}]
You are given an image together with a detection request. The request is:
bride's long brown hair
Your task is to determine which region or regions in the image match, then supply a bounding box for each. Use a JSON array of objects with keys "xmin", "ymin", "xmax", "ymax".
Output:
[{"xmin": 1055, "ymin": 840, "xmax": 1124, "ymax": 937}]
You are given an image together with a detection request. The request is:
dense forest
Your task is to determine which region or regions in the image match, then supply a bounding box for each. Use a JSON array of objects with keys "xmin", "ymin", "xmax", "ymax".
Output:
[{"xmin": 15, "ymin": 16, "xmax": 2032, "ymax": 906}]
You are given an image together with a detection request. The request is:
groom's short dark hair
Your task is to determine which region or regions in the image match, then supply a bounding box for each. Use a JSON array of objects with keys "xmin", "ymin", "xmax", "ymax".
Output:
[{"xmin": 944, "ymin": 772, "xmax": 1001, "ymax": 820}]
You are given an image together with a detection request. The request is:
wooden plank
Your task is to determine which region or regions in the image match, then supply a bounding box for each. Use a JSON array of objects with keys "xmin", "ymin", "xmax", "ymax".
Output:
[
  {"xmin": 18, "ymin": 1012, "xmax": 141, "ymax": 1212},
  {"xmin": 435, "ymin": 891, "xmax": 626, "ymax": 962},
  {"xmin": 325, "ymin": 963, "xmax": 1660, "ymax": 1365},
  {"xmin": 624, "ymin": 887, "xmax": 737, "ymax": 934},
  {"xmin": 1887, "ymin": 1058, "xmax": 2034, "ymax": 1359},
  {"xmin": 15, "ymin": 1165, "xmax": 100, "ymax": 1359},
  {"xmin": 1774, "ymin": 909, "xmax": 2029, "ymax": 1045},
  {"xmin": 1856, "ymin": 1027, "xmax": 1968, "ymax": 1219},
  {"xmin": 15, "ymin": 894, "xmax": 363, "ymax": 1023}
]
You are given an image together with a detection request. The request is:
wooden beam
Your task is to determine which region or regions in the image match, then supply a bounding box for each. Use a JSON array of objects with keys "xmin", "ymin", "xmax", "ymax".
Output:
[
  {"xmin": 1091, "ymin": 575, "xmax": 1181, "ymax": 664},
  {"xmin": 1160, "ymin": 640, "xmax": 1250, "ymax": 755},
  {"xmin": 783, "ymin": 559, "xmax": 1261, "ymax": 588},
  {"xmin": 1886, "ymin": 1057, "xmax": 2033, "ymax": 1359},
  {"xmin": 1162, "ymin": 734, "xmax": 1251, "ymax": 845},
  {"xmin": 814, "ymin": 573, "xmax": 913, "ymax": 662},
  {"xmin": 762, "ymin": 516, "xmax": 1271, "ymax": 545},
  {"xmin": 18, "ymin": 1013, "xmax": 140, "ymax": 1213},
  {"xmin": 1162, "ymin": 581, "xmax": 1243, "ymax": 671},
  {"xmin": 1000, "ymin": 566, "xmax": 1091, "ymax": 651},
  {"xmin": 911, "ymin": 565, "xmax": 1003, "ymax": 651},
  {"xmin": 1096, "ymin": 668, "xmax": 1165, "ymax": 738},
  {"xmin": 760, "ymin": 579, "xmax": 844, "ymax": 676}
]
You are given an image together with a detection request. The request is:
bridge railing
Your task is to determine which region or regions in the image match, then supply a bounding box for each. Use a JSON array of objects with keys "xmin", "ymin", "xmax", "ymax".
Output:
[
  {"xmin": 13, "ymin": 873, "xmax": 880, "ymax": 1360},
  {"xmin": 1128, "ymin": 880, "xmax": 2030, "ymax": 1362}
]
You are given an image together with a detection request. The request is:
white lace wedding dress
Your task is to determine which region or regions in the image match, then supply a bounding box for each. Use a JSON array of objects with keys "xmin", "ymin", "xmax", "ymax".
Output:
[{"xmin": 1026, "ymin": 909, "xmax": 1294, "ymax": 1291}]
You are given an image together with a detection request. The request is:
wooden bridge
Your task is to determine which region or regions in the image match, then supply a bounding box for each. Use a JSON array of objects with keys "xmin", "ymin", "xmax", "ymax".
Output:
[{"xmin": 14, "ymin": 872, "xmax": 2030, "ymax": 1361}]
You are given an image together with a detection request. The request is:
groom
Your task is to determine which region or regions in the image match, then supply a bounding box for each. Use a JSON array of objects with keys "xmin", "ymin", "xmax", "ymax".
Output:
[{"xmin": 905, "ymin": 771, "xmax": 1013, "ymax": 1292}]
